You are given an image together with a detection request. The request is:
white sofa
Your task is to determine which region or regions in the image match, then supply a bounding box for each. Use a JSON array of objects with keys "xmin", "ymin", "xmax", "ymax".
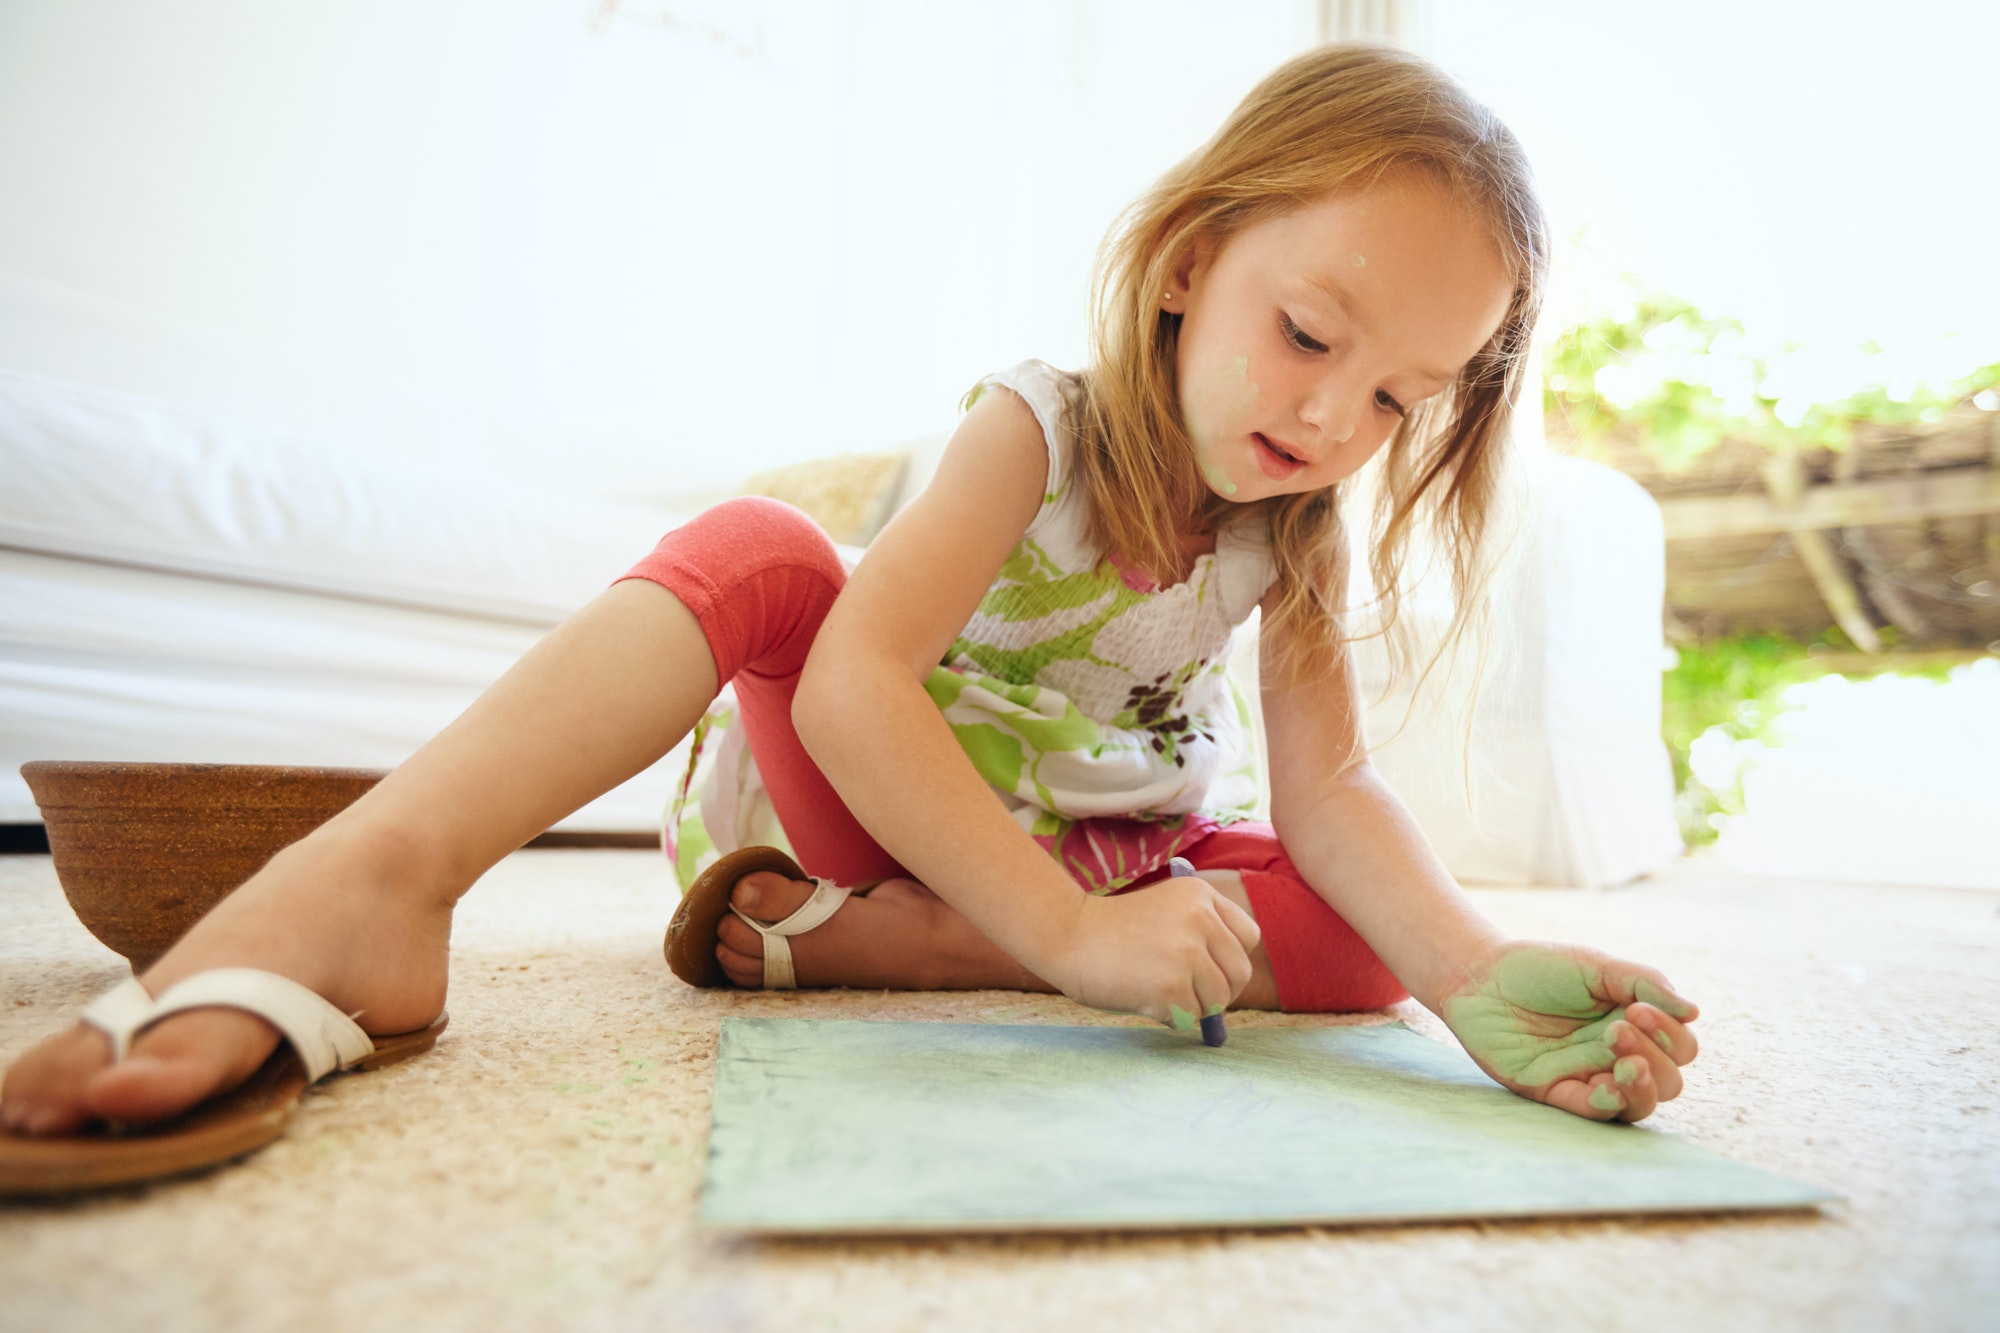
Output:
[{"xmin": 0, "ymin": 367, "xmax": 699, "ymax": 832}]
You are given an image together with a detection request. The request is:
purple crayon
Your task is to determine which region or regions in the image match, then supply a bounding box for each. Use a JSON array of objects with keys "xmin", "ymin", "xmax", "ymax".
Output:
[{"xmin": 1168, "ymin": 856, "xmax": 1227, "ymax": 1047}]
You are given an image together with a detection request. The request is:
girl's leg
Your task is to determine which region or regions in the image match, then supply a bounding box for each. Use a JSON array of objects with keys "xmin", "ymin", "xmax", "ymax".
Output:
[
  {"xmin": 2, "ymin": 503, "xmax": 816, "ymax": 1134},
  {"xmin": 653, "ymin": 508, "xmax": 1391, "ymax": 1009},
  {"xmin": 718, "ymin": 817, "xmax": 1403, "ymax": 1012},
  {"xmin": 623, "ymin": 496, "xmax": 902, "ymax": 886},
  {"xmin": 632, "ymin": 500, "xmax": 1046, "ymax": 990}
]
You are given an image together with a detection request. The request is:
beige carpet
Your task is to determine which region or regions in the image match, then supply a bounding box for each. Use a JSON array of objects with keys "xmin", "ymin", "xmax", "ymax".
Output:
[{"xmin": 2, "ymin": 849, "xmax": 1994, "ymax": 1332}]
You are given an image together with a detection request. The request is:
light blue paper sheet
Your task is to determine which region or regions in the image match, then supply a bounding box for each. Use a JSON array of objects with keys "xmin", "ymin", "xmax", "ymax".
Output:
[{"xmin": 701, "ymin": 1017, "xmax": 1833, "ymax": 1233}]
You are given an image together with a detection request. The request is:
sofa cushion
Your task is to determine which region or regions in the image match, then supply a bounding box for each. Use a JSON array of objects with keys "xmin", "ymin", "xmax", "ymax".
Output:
[{"xmin": 0, "ymin": 369, "xmax": 690, "ymax": 624}]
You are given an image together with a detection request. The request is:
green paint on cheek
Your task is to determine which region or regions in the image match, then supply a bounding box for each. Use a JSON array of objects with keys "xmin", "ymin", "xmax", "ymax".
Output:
[
  {"xmin": 1632, "ymin": 978, "xmax": 1694, "ymax": 1019},
  {"xmin": 1444, "ymin": 948, "xmax": 1625, "ymax": 1090},
  {"xmin": 1184, "ymin": 355, "xmax": 1256, "ymax": 498},
  {"xmin": 1168, "ymin": 1006, "xmax": 1197, "ymax": 1032},
  {"xmin": 1589, "ymin": 1085, "xmax": 1622, "ymax": 1114}
]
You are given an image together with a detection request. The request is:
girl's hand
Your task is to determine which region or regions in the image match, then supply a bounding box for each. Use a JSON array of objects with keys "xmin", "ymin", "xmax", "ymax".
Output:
[
  {"xmin": 1438, "ymin": 942, "xmax": 1700, "ymax": 1123},
  {"xmin": 1044, "ymin": 875, "xmax": 1261, "ymax": 1031}
]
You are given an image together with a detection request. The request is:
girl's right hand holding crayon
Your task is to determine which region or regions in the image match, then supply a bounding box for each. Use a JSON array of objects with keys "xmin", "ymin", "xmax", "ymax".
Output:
[{"xmin": 1041, "ymin": 874, "xmax": 1261, "ymax": 1031}]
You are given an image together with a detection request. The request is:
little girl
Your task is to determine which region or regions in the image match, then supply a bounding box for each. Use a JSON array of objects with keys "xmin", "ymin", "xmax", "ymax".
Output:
[{"xmin": 2, "ymin": 44, "xmax": 1697, "ymax": 1163}]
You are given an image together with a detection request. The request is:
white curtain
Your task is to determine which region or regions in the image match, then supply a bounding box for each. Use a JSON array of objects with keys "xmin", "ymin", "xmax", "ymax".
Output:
[{"xmin": 1317, "ymin": 0, "xmax": 1433, "ymax": 49}]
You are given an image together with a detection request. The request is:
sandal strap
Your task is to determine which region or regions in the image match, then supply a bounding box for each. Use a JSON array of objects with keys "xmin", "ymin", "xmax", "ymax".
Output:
[
  {"xmin": 729, "ymin": 879, "xmax": 849, "ymax": 991},
  {"xmin": 80, "ymin": 977, "xmax": 156, "ymax": 1062},
  {"xmin": 139, "ymin": 969, "xmax": 376, "ymax": 1082}
]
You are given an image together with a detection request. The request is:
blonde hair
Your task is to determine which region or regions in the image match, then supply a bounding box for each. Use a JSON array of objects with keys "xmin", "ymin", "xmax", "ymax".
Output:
[{"xmin": 1069, "ymin": 43, "xmax": 1548, "ymax": 693}]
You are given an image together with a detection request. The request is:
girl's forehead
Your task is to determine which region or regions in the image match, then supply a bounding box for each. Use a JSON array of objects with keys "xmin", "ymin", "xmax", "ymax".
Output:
[
  {"xmin": 1246, "ymin": 176, "xmax": 1487, "ymax": 264},
  {"xmin": 1222, "ymin": 180, "xmax": 1514, "ymax": 368}
]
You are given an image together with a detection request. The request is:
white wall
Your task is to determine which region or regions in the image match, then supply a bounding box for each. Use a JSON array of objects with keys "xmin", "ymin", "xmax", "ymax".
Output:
[{"xmin": 0, "ymin": 0, "xmax": 1320, "ymax": 500}]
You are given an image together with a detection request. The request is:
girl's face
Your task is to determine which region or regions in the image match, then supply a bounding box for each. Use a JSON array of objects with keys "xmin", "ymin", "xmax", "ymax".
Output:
[{"xmin": 1169, "ymin": 173, "xmax": 1515, "ymax": 505}]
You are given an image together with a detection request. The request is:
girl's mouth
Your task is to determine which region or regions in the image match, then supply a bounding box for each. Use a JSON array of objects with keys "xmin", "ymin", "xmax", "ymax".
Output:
[{"xmin": 1252, "ymin": 432, "xmax": 1306, "ymax": 480}]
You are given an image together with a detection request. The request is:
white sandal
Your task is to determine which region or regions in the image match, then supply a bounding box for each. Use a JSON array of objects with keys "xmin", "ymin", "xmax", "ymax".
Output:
[
  {"xmin": 727, "ymin": 880, "xmax": 850, "ymax": 989},
  {"xmin": 1, "ymin": 968, "xmax": 446, "ymax": 1196},
  {"xmin": 664, "ymin": 845, "xmax": 852, "ymax": 990},
  {"xmin": 84, "ymin": 970, "xmax": 378, "ymax": 1078}
]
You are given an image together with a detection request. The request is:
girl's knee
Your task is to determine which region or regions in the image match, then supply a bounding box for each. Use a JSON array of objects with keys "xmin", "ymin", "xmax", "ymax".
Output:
[
  {"xmin": 671, "ymin": 496, "xmax": 844, "ymax": 584},
  {"xmin": 622, "ymin": 496, "xmax": 848, "ymax": 682}
]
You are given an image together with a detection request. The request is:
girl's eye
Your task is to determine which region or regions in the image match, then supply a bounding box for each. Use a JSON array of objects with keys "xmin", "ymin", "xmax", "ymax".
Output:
[
  {"xmin": 1374, "ymin": 388, "xmax": 1407, "ymax": 417},
  {"xmin": 1280, "ymin": 313, "xmax": 1328, "ymax": 354}
]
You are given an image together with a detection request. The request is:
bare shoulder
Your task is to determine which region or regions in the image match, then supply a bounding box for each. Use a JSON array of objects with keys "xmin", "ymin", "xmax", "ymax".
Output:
[
  {"xmin": 910, "ymin": 380, "xmax": 1049, "ymax": 525},
  {"xmin": 829, "ymin": 382, "xmax": 1051, "ymax": 671}
]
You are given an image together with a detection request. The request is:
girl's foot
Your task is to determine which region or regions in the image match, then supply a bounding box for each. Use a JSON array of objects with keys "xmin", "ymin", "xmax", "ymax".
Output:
[
  {"xmin": 716, "ymin": 867, "xmax": 1281, "ymax": 1007},
  {"xmin": 0, "ymin": 822, "xmax": 454, "ymax": 1136},
  {"xmin": 717, "ymin": 873, "xmax": 1054, "ymax": 992}
]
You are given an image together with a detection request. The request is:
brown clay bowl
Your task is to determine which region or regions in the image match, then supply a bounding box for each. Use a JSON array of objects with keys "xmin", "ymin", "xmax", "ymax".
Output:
[{"xmin": 20, "ymin": 761, "xmax": 386, "ymax": 972}]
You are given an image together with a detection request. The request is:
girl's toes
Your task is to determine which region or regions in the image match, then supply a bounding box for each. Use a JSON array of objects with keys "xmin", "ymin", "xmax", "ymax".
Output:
[
  {"xmin": 716, "ymin": 940, "xmax": 766, "ymax": 988},
  {"xmin": 85, "ymin": 1009, "xmax": 279, "ymax": 1126},
  {"xmin": 730, "ymin": 872, "xmax": 813, "ymax": 925},
  {"xmin": 1, "ymin": 1024, "xmax": 115, "ymax": 1136},
  {"xmin": 716, "ymin": 914, "xmax": 762, "ymax": 957}
]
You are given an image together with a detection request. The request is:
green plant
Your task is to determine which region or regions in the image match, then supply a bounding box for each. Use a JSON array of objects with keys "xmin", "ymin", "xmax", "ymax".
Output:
[
  {"xmin": 1661, "ymin": 633, "xmax": 1829, "ymax": 845},
  {"xmin": 1543, "ymin": 282, "xmax": 2000, "ymax": 468},
  {"xmin": 1659, "ymin": 631, "xmax": 1981, "ymax": 845}
]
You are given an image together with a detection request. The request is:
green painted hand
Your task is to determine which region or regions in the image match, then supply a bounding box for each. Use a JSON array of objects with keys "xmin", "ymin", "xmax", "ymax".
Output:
[{"xmin": 1441, "ymin": 943, "xmax": 1700, "ymax": 1123}]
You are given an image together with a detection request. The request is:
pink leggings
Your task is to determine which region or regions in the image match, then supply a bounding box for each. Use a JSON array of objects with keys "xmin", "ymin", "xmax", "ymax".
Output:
[{"xmin": 620, "ymin": 497, "xmax": 1406, "ymax": 1013}]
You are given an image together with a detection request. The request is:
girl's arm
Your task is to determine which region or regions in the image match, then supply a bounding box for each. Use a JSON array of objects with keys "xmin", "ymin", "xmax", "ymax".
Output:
[
  {"xmin": 791, "ymin": 388, "xmax": 1259, "ymax": 1028},
  {"xmin": 1259, "ymin": 600, "xmax": 1701, "ymax": 1121}
]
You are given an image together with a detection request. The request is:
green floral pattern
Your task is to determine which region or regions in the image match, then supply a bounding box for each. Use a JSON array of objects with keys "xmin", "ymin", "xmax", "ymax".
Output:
[{"xmin": 667, "ymin": 360, "xmax": 1276, "ymax": 894}]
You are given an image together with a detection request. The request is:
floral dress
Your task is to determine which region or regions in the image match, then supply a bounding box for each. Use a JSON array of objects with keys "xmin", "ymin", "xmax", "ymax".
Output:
[{"xmin": 667, "ymin": 360, "xmax": 1277, "ymax": 893}]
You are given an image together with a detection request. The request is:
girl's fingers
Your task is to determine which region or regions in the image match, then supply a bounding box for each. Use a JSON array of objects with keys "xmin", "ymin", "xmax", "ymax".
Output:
[
  {"xmin": 1608, "ymin": 1050, "xmax": 1660, "ymax": 1121},
  {"xmin": 1188, "ymin": 955, "xmax": 1235, "ymax": 1028},
  {"xmin": 1542, "ymin": 1074, "xmax": 1622, "ymax": 1122},
  {"xmin": 1209, "ymin": 888, "xmax": 1262, "ymax": 955},
  {"xmin": 1202, "ymin": 916, "xmax": 1256, "ymax": 1002},
  {"xmin": 1158, "ymin": 986, "xmax": 1212, "ymax": 1034},
  {"xmin": 1612, "ymin": 1017, "xmax": 1684, "ymax": 1101},
  {"xmin": 1602, "ymin": 965, "xmax": 1698, "ymax": 1023},
  {"xmin": 1546, "ymin": 1061, "xmax": 1659, "ymax": 1123},
  {"xmin": 1626, "ymin": 1004, "xmax": 1699, "ymax": 1068}
]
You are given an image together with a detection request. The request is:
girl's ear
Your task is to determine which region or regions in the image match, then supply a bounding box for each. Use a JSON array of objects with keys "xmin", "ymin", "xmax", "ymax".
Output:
[{"xmin": 1164, "ymin": 233, "xmax": 1219, "ymax": 310}]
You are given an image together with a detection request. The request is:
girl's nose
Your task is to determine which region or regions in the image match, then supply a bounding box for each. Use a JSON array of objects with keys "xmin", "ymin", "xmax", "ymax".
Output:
[{"xmin": 1299, "ymin": 378, "xmax": 1361, "ymax": 445}]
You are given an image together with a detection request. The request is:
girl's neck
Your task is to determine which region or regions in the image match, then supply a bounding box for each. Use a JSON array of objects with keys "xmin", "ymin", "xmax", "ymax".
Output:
[{"xmin": 1176, "ymin": 528, "xmax": 1217, "ymax": 561}]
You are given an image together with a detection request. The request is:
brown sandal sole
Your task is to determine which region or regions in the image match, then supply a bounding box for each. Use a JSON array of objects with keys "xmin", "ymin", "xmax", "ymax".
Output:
[
  {"xmin": 0, "ymin": 1012, "xmax": 448, "ymax": 1197},
  {"xmin": 663, "ymin": 846, "xmax": 808, "ymax": 989}
]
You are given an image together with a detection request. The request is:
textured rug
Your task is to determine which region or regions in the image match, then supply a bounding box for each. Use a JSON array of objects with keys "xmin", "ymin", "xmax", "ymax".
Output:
[{"xmin": 2, "ymin": 850, "xmax": 1994, "ymax": 1332}]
